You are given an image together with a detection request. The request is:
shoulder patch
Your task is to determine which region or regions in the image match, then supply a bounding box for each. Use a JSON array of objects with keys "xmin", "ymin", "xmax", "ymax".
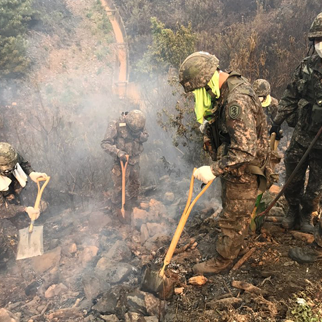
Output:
[
  {"xmin": 228, "ymin": 105, "xmax": 241, "ymax": 120},
  {"xmin": 119, "ymin": 122, "xmax": 126, "ymax": 127}
]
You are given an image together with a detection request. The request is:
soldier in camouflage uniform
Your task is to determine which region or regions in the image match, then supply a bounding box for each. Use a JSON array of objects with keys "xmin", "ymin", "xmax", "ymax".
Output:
[
  {"xmin": 179, "ymin": 52, "xmax": 269, "ymax": 274},
  {"xmin": 101, "ymin": 110, "xmax": 148, "ymax": 216},
  {"xmin": 253, "ymin": 79, "xmax": 278, "ymax": 127},
  {"xmin": 0, "ymin": 142, "xmax": 48, "ymax": 268},
  {"xmin": 269, "ymin": 13, "xmax": 322, "ymax": 263},
  {"xmin": 270, "ymin": 13, "xmax": 322, "ymax": 239}
]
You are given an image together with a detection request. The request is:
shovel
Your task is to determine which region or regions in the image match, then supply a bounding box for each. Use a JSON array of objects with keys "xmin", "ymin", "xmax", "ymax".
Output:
[
  {"xmin": 141, "ymin": 168, "xmax": 214, "ymax": 299},
  {"xmin": 16, "ymin": 176, "xmax": 51, "ymax": 260},
  {"xmin": 117, "ymin": 155, "xmax": 131, "ymax": 222}
]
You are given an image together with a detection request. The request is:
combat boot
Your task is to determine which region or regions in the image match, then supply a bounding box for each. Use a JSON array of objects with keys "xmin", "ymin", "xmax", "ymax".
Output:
[
  {"xmin": 193, "ymin": 255, "xmax": 232, "ymax": 275},
  {"xmin": 299, "ymin": 215, "xmax": 315, "ymax": 234},
  {"xmin": 281, "ymin": 205, "xmax": 300, "ymax": 230},
  {"xmin": 300, "ymin": 202, "xmax": 319, "ymax": 233},
  {"xmin": 289, "ymin": 242, "xmax": 322, "ymax": 263}
]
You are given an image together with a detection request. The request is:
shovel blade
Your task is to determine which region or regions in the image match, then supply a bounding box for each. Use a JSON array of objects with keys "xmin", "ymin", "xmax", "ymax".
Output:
[
  {"xmin": 141, "ymin": 265, "xmax": 175, "ymax": 299},
  {"xmin": 16, "ymin": 226, "xmax": 44, "ymax": 260}
]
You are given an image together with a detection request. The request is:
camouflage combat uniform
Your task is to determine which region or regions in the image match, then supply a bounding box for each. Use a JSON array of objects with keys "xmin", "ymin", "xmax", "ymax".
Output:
[
  {"xmin": 207, "ymin": 72, "xmax": 269, "ymax": 261},
  {"xmin": 264, "ymin": 97, "xmax": 278, "ymax": 127},
  {"xmin": 252, "ymin": 79, "xmax": 278, "ymax": 127},
  {"xmin": 273, "ymin": 54, "xmax": 322, "ymax": 229},
  {"xmin": 0, "ymin": 154, "xmax": 33, "ymax": 263},
  {"xmin": 101, "ymin": 113, "xmax": 148, "ymax": 210},
  {"xmin": 179, "ymin": 52, "xmax": 270, "ymax": 272}
]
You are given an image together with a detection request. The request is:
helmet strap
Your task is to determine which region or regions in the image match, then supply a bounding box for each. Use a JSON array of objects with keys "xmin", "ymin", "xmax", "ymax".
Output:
[{"xmin": 307, "ymin": 40, "xmax": 314, "ymax": 56}]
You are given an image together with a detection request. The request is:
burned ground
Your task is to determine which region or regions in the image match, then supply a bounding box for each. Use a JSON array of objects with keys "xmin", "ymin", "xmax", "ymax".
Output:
[
  {"xmin": 1, "ymin": 178, "xmax": 322, "ymax": 321},
  {"xmin": 0, "ymin": 0, "xmax": 322, "ymax": 321}
]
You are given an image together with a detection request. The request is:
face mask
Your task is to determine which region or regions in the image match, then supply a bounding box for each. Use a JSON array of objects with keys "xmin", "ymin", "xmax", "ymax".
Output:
[
  {"xmin": 261, "ymin": 94, "xmax": 272, "ymax": 108},
  {"xmin": 315, "ymin": 42, "xmax": 322, "ymax": 58},
  {"xmin": 193, "ymin": 71, "xmax": 220, "ymax": 124}
]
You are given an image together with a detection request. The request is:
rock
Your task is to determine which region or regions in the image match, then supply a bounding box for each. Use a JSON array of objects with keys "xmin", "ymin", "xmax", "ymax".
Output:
[
  {"xmin": 144, "ymin": 293, "xmax": 161, "ymax": 316},
  {"xmin": 140, "ymin": 202, "xmax": 149, "ymax": 210},
  {"xmin": 78, "ymin": 298, "xmax": 93, "ymax": 311},
  {"xmin": 290, "ymin": 231, "xmax": 314, "ymax": 243},
  {"xmin": 145, "ymin": 317, "xmax": 158, "ymax": 322},
  {"xmin": 132, "ymin": 208, "xmax": 149, "ymax": 229},
  {"xmin": 25, "ymin": 280, "xmax": 43, "ymax": 297},
  {"xmin": 144, "ymin": 234, "xmax": 170, "ymax": 252},
  {"xmin": 102, "ymin": 240, "xmax": 131, "ymax": 262},
  {"xmin": 146, "ymin": 223, "xmax": 167, "ymax": 237},
  {"xmin": 163, "ymin": 192, "xmax": 174, "ymax": 204},
  {"xmin": 149, "ymin": 199, "xmax": 167, "ymax": 218},
  {"xmin": 0, "ymin": 308, "xmax": 20, "ymax": 322},
  {"xmin": 82, "ymin": 274, "xmax": 109, "ymax": 300},
  {"xmin": 95, "ymin": 260, "xmax": 133, "ymax": 283},
  {"xmin": 126, "ymin": 290, "xmax": 147, "ymax": 315},
  {"xmin": 100, "ymin": 314, "xmax": 120, "ymax": 321},
  {"xmin": 124, "ymin": 312, "xmax": 146, "ymax": 322},
  {"xmin": 141, "ymin": 255, "xmax": 153, "ymax": 266},
  {"xmin": 80, "ymin": 246, "xmax": 99, "ymax": 266},
  {"xmin": 188, "ymin": 276, "xmax": 208, "ymax": 286},
  {"xmin": 175, "ymin": 287, "xmax": 184, "ymax": 294},
  {"xmin": 46, "ymin": 307, "xmax": 83, "ymax": 320},
  {"xmin": 140, "ymin": 224, "xmax": 150, "ymax": 244},
  {"xmin": 32, "ymin": 247, "xmax": 61, "ymax": 274},
  {"xmin": 84, "ymin": 315, "xmax": 105, "ymax": 322},
  {"xmin": 62, "ymin": 242, "xmax": 78, "ymax": 257},
  {"xmin": 45, "ymin": 283, "xmax": 68, "ymax": 298},
  {"xmin": 92, "ymin": 286, "xmax": 124, "ymax": 315}
]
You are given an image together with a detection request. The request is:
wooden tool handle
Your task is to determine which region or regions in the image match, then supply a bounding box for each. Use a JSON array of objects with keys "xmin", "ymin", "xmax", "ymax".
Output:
[
  {"xmin": 160, "ymin": 170, "xmax": 214, "ymax": 277},
  {"xmin": 34, "ymin": 176, "xmax": 51, "ymax": 209},
  {"xmin": 29, "ymin": 176, "xmax": 50, "ymax": 233}
]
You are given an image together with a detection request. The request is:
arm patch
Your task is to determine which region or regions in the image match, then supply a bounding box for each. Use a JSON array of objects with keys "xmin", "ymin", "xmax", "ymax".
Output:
[{"xmin": 228, "ymin": 105, "xmax": 241, "ymax": 119}]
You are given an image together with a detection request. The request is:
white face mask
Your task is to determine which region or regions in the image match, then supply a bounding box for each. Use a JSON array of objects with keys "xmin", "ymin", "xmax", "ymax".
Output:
[{"xmin": 315, "ymin": 42, "xmax": 322, "ymax": 58}]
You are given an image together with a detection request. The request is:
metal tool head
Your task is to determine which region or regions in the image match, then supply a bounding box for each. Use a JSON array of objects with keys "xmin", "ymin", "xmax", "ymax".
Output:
[
  {"xmin": 16, "ymin": 225, "xmax": 44, "ymax": 260},
  {"xmin": 140, "ymin": 265, "xmax": 175, "ymax": 299}
]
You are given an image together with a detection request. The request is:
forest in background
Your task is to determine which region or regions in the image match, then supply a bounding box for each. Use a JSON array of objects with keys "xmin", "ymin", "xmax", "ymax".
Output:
[
  {"xmin": 0, "ymin": 0, "xmax": 321, "ymax": 206},
  {"xmin": 115, "ymin": 0, "xmax": 320, "ymax": 96}
]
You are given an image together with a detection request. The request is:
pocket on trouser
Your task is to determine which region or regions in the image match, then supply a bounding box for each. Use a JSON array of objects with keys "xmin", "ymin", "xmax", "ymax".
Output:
[
  {"xmin": 216, "ymin": 204, "xmax": 252, "ymax": 260},
  {"xmin": 222, "ymin": 176, "xmax": 258, "ymax": 201},
  {"xmin": 217, "ymin": 179, "xmax": 257, "ymax": 259},
  {"xmin": 111, "ymin": 165, "xmax": 122, "ymax": 204}
]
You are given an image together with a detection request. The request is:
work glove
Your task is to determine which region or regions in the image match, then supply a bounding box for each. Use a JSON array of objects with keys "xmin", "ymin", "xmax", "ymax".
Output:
[
  {"xmin": 25, "ymin": 206, "xmax": 40, "ymax": 221},
  {"xmin": 269, "ymin": 123, "xmax": 283, "ymax": 140},
  {"xmin": 29, "ymin": 172, "xmax": 48, "ymax": 183},
  {"xmin": 139, "ymin": 131, "xmax": 149, "ymax": 143},
  {"xmin": 117, "ymin": 150, "xmax": 128, "ymax": 162},
  {"xmin": 199, "ymin": 120, "xmax": 209, "ymax": 134},
  {"xmin": 193, "ymin": 166, "xmax": 216, "ymax": 184}
]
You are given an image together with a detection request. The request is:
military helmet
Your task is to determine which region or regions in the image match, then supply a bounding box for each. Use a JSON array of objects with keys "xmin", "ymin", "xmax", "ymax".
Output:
[
  {"xmin": 0, "ymin": 142, "xmax": 18, "ymax": 172},
  {"xmin": 253, "ymin": 79, "xmax": 271, "ymax": 97},
  {"xmin": 308, "ymin": 12, "xmax": 322, "ymax": 40},
  {"xmin": 126, "ymin": 110, "xmax": 146, "ymax": 132},
  {"xmin": 179, "ymin": 51, "xmax": 220, "ymax": 93}
]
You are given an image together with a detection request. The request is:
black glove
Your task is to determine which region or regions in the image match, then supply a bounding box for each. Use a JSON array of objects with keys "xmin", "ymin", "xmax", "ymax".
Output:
[
  {"xmin": 269, "ymin": 123, "xmax": 283, "ymax": 140},
  {"xmin": 117, "ymin": 150, "xmax": 128, "ymax": 162}
]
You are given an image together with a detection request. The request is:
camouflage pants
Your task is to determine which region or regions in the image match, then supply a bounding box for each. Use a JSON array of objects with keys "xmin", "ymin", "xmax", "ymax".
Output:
[
  {"xmin": 215, "ymin": 174, "xmax": 258, "ymax": 260},
  {"xmin": 0, "ymin": 219, "xmax": 18, "ymax": 262},
  {"xmin": 315, "ymin": 217, "xmax": 322, "ymax": 247},
  {"xmin": 111, "ymin": 162, "xmax": 140, "ymax": 208},
  {"xmin": 284, "ymin": 140, "xmax": 322, "ymax": 215}
]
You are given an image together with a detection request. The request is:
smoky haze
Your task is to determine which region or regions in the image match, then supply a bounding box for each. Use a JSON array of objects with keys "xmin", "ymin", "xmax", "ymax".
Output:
[{"xmin": 0, "ymin": 0, "xmax": 217, "ymax": 214}]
